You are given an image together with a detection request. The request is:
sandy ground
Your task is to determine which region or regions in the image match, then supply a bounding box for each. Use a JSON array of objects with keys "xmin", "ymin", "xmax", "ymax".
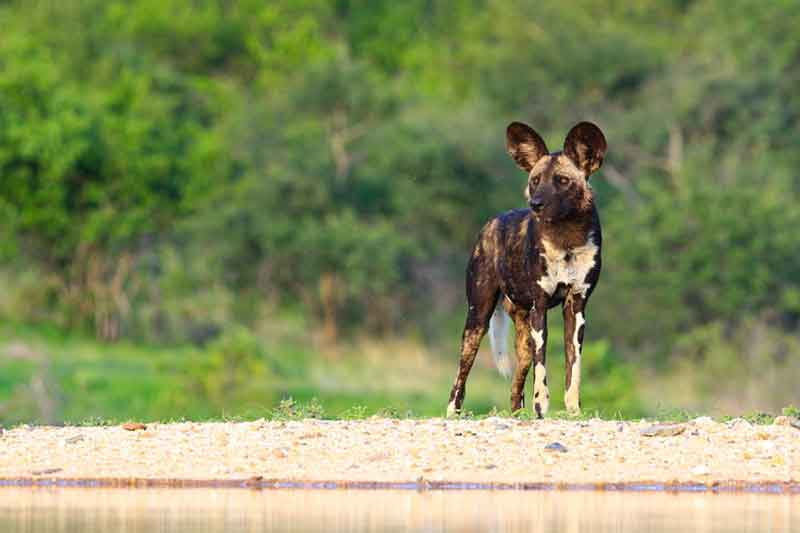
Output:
[{"xmin": 1, "ymin": 417, "xmax": 798, "ymax": 485}]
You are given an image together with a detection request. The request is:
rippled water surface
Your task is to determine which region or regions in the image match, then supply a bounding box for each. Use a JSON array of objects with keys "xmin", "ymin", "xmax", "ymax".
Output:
[{"xmin": 0, "ymin": 488, "xmax": 798, "ymax": 532}]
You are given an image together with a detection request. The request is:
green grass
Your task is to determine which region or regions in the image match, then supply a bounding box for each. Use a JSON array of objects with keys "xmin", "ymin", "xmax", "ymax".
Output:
[
  {"xmin": 0, "ymin": 316, "xmax": 795, "ymax": 427},
  {"xmin": 0, "ymin": 321, "xmax": 647, "ymax": 425}
]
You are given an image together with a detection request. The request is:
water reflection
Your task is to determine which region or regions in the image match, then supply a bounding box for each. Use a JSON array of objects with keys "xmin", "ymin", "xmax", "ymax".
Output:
[{"xmin": 0, "ymin": 488, "xmax": 797, "ymax": 532}]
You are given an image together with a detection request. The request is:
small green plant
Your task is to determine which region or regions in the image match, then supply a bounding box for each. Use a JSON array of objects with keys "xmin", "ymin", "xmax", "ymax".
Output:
[
  {"xmin": 270, "ymin": 398, "xmax": 300, "ymax": 420},
  {"xmin": 782, "ymin": 405, "xmax": 800, "ymax": 418},
  {"xmin": 302, "ymin": 397, "xmax": 325, "ymax": 419},
  {"xmin": 375, "ymin": 406, "xmax": 401, "ymax": 418},
  {"xmin": 269, "ymin": 397, "xmax": 326, "ymax": 420},
  {"xmin": 487, "ymin": 406, "xmax": 516, "ymax": 418},
  {"xmin": 548, "ymin": 409, "xmax": 597, "ymax": 421},
  {"xmin": 339, "ymin": 405, "xmax": 369, "ymax": 419},
  {"xmin": 75, "ymin": 416, "xmax": 117, "ymax": 427},
  {"xmin": 651, "ymin": 406, "xmax": 703, "ymax": 423},
  {"xmin": 741, "ymin": 411, "xmax": 774, "ymax": 425}
]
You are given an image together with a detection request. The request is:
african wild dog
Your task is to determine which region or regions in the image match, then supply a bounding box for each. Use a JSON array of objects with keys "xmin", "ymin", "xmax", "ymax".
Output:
[{"xmin": 447, "ymin": 121, "xmax": 607, "ymax": 418}]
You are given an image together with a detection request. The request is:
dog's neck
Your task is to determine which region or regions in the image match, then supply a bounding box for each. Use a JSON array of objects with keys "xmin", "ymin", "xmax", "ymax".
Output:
[{"xmin": 535, "ymin": 211, "xmax": 595, "ymax": 251}]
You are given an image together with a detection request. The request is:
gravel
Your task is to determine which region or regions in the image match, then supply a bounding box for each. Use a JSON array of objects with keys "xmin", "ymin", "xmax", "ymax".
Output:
[{"xmin": 0, "ymin": 417, "xmax": 798, "ymax": 484}]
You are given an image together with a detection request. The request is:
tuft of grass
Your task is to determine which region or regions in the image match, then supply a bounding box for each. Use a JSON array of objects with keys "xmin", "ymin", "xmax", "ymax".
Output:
[
  {"xmin": 547, "ymin": 409, "xmax": 604, "ymax": 421},
  {"xmin": 740, "ymin": 411, "xmax": 775, "ymax": 425},
  {"xmin": 649, "ymin": 406, "xmax": 704, "ymax": 423},
  {"xmin": 782, "ymin": 405, "xmax": 800, "ymax": 418},
  {"xmin": 72, "ymin": 416, "xmax": 118, "ymax": 427},
  {"xmin": 339, "ymin": 405, "xmax": 370, "ymax": 419},
  {"xmin": 269, "ymin": 397, "xmax": 326, "ymax": 421},
  {"xmin": 719, "ymin": 411, "xmax": 774, "ymax": 425}
]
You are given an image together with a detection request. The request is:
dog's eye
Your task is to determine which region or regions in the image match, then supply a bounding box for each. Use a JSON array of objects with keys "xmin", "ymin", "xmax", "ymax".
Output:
[
  {"xmin": 530, "ymin": 176, "xmax": 540, "ymax": 187},
  {"xmin": 556, "ymin": 175, "xmax": 569, "ymax": 186}
]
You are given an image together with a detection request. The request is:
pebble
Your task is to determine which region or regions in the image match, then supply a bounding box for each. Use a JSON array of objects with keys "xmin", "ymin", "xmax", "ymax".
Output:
[
  {"xmin": 272, "ymin": 449, "xmax": 287, "ymax": 459},
  {"xmin": 122, "ymin": 423, "xmax": 147, "ymax": 431},
  {"xmin": 640, "ymin": 424, "xmax": 686, "ymax": 437},
  {"xmin": 691, "ymin": 416, "xmax": 715, "ymax": 427},
  {"xmin": 775, "ymin": 416, "xmax": 800, "ymax": 430},
  {"xmin": 31, "ymin": 468, "xmax": 62, "ymax": 476},
  {"xmin": 726, "ymin": 418, "xmax": 752, "ymax": 429},
  {"xmin": 544, "ymin": 442, "xmax": 568, "ymax": 453}
]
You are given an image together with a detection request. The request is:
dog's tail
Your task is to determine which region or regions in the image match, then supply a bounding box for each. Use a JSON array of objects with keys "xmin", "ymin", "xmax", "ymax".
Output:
[{"xmin": 488, "ymin": 301, "xmax": 513, "ymax": 379}]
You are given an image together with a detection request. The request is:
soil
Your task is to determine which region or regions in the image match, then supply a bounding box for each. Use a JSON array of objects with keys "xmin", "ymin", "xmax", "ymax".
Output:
[{"xmin": 1, "ymin": 417, "xmax": 798, "ymax": 485}]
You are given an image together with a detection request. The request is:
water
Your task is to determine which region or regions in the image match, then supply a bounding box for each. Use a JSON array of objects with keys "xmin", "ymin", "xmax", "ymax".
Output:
[{"xmin": 0, "ymin": 488, "xmax": 797, "ymax": 532}]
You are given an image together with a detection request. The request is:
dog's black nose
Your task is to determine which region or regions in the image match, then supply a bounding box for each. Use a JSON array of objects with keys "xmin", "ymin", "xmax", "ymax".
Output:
[{"xmin": 529, "ymin": 199, "xmax": 545, "ymax": 213}]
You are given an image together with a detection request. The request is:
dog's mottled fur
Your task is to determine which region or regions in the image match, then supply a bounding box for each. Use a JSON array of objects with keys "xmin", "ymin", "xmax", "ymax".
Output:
[{"xmin": 447, "ymin": 121, "xmax": 607, "ymax": 418}]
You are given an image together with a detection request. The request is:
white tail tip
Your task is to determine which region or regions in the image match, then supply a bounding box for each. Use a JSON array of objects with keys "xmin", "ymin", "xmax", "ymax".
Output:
[{"xmin": 488, "ymin": 302, "xmax": 512, "ymax": 379}]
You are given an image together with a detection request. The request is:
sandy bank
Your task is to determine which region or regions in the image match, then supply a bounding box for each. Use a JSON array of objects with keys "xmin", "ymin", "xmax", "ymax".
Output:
[{"xmin": 1, "ymin": 417, "xmax": 798, "ymax": 487}]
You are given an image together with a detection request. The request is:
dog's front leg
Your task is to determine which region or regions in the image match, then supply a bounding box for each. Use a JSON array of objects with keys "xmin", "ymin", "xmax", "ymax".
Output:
[
  {"xmin": 563, "ymin": 293, "xmax": 587, "ymax": 414},
  {"xmin": 529, "ymin": 299, "xmax": 549, "ymax": 418}
]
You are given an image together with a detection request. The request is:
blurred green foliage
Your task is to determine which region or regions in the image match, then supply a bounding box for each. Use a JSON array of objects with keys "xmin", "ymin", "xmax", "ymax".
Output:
[
  {"xmin": 0, "ymin": 322, "xmax": 643, "ymax": 424},
  {"xmin": 1, "ymin": 0, "xmax": 799, "ymax": 421}
]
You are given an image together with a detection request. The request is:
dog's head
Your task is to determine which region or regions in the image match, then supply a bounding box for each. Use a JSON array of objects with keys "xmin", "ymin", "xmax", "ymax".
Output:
[{"xmin": 506, "ymin": 121, "xmax": 607, "ymax": 222}]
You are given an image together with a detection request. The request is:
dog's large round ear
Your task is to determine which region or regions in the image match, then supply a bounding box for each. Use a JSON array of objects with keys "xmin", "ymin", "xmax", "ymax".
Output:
[
  {"xmin": 563, "ymin": 122, "xmax": 607, "ymax": 176},
  {"xmin": 506, "ymin": 122, "xmax": 549, "ymax": 173}
]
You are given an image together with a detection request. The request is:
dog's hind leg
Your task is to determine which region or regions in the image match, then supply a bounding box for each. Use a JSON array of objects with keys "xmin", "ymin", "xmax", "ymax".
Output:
[
  {"xmin": 509, "ymin": 310, "xmax": 532, "ymax": 413},
  {"xmin": 447, "ymin": 283, "xmax": 498, "ymax": 417}
]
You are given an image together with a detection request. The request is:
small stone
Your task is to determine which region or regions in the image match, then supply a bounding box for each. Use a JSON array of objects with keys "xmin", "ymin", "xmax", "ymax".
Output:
[
  {"xmin": 776, "ymin": 416, "xmax": 800, "ymax": 430},
  {"xmin": 63, "ymin": 435, "xmax": 85, "ymax": 445},
  {"xmin": 31, "ymin": 468, "xmax": 62, "ymax": 476},
  {"xmin": 726, "ymin": 418, "xmax": 752, "ymax": 429},
  {"xmin": 640, "ymin": 424, "xmax": 686, "ymax": 437},
  {"xmin": 691, "ymin": 465, "xmax": 710, "ymax": 476},
  {"xmin": 272, "ymin": 449, "xmax": 287, "ymax": 459},
  {"xmin": 122, "ymin": 422, "xmax": 147, "ymax": 431},
  {"xmin": 691, "ymin": 416, "xmax": 715, "ymax": 426},
  {"xmin": 544, "ymin": 442, "xmax": 568, "ymax": 453}
]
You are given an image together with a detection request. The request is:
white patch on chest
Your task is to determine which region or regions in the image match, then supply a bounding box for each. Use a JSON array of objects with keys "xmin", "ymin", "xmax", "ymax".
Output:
[{"xmin": 536, "ymin": 235, "xmax": 598, "ymax": 298}]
